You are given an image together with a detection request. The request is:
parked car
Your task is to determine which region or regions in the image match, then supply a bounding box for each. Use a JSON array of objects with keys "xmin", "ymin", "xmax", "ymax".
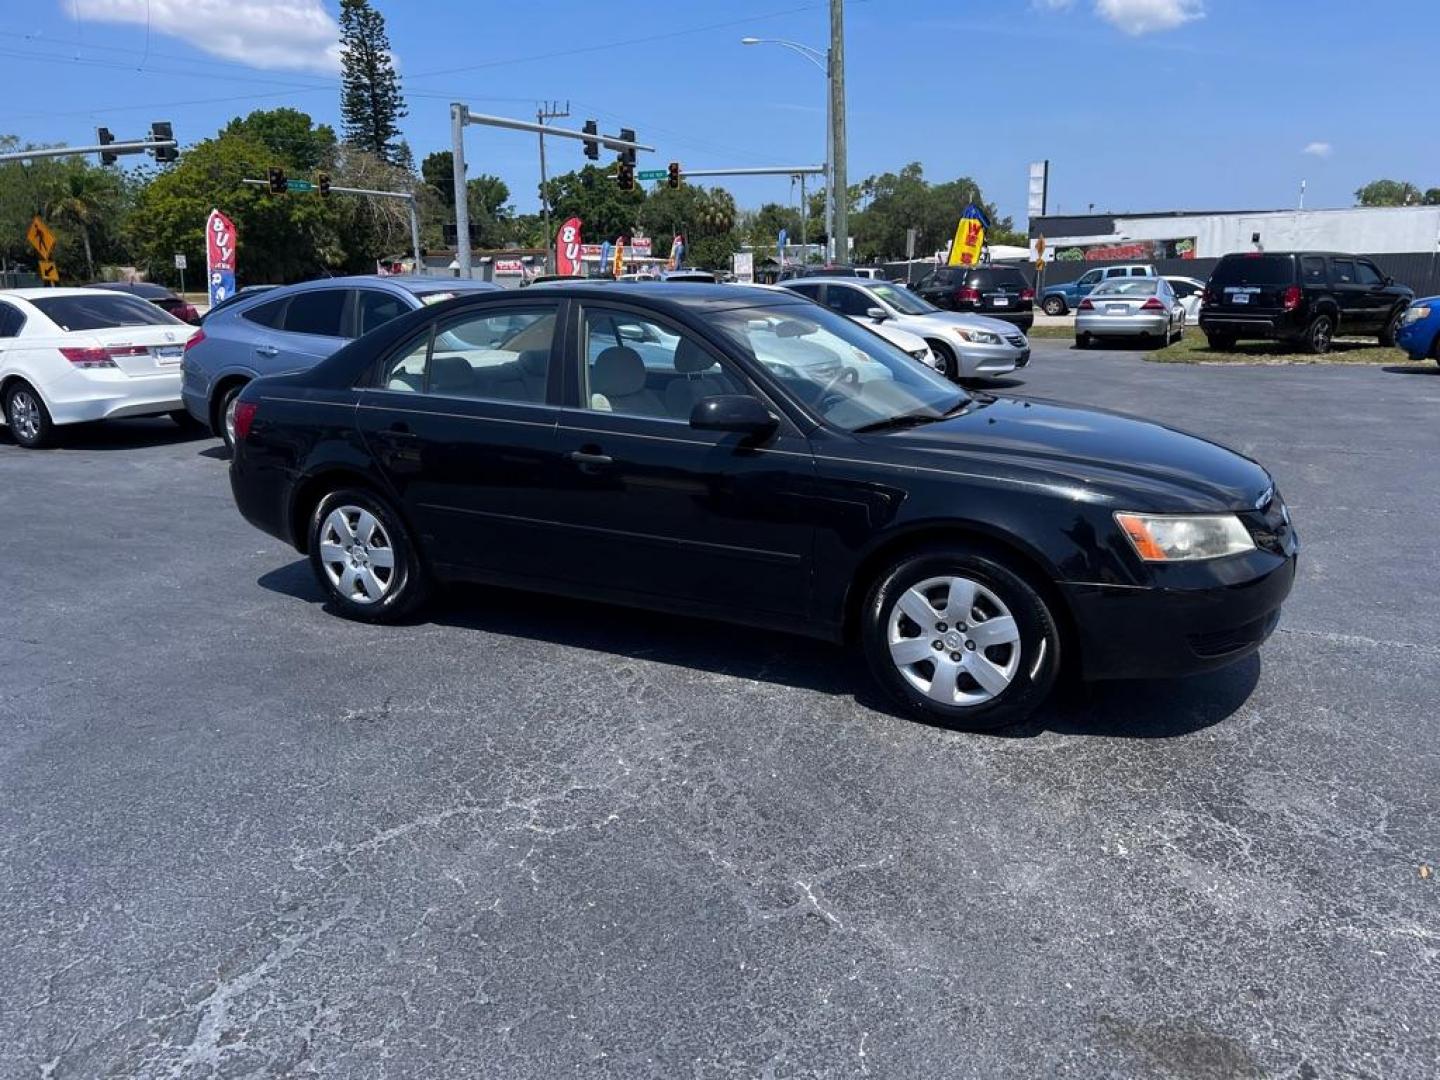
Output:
[
  {"xmin": 853, "ymin": 268, "xmax": 883, "ymax": 280},
  {"xmin": 1076, "ymin": 278, "xmax": 1186, "ymax": 348},
  {"xmin": 0, "ymin": 287, "xmax": 197, "ymax": 448},
  {"xmin": 1395, "ymin": 297, "xmax": 1440, "ymax": 364},
  {"xmin": 227, "ymin": 283, "xmax": 1296, "ymax": 730},
  {"xmin": 1039, "ymin": 264, "xmax": 1158, "ymax": 316},
  {"xmin": 778, "ymin": 264, "xmax": 859, "ymax": 281},
  {"xmin": 181, "ymin": 274, "xmax": 499, "ymax": 451},
  {"xmin": 1164, "ymin": 276, "xmax": 1206, "ymax": 324},
  {"xmin": 761, "ymin": 283, "xmax": 938, "ymax": 372},
  {"xmin": 783, "ymin": 276, "xmax": 1028, "ymax": 382},
  {"xmin": 1198, "ymin": 251, "xmax": 1414, "ymax": 354},
  {"xmin": 89, "ymin": 281, "xmax": 200, "ymax": 325},
  {"xmin": 913, "ymin": 265, "xmax": 1034, "ymax": 331}
]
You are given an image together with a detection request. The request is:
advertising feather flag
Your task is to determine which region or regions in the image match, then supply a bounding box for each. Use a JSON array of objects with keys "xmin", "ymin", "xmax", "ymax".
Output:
[{"xmin": 947, "ymin": 203, "xmax": 990, "ymax": 267}]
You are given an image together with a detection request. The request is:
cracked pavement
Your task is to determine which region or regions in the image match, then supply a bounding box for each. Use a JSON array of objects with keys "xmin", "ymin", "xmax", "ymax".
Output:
[{"xmin": 1, "ymin": 343, "xmax": 1437, "ymax": 1077}]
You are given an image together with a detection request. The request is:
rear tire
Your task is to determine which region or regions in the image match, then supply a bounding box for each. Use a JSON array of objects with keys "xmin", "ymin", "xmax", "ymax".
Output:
[
  {"xmin": 308, "ymin": 488, "xmax": 429, "ymax": 624},
  {"xmin": 1205, "ymin": 332, "xmax": 1235, "ymax": 351},
  {"xmin": 4, "ymin": 381, "xmax": 56, "ymax": 449},
  {"xmin": 215, "ymin": 382, "xmax": 246, "ymax": 453},
  {"xmin": 860, "ymin": 546, "xmax": 1061, "ymax": 731},
  {"xmin": 1303, "ymin": 314, "xmax": 1334, "ymax": 355},
  {"xmin": 1042, "ymin": 296, "xmax": 1067, "ymax": 316},
  {"xmin": 1075, "ymin": 333, "xmax": 1092, "ymax": 349}
]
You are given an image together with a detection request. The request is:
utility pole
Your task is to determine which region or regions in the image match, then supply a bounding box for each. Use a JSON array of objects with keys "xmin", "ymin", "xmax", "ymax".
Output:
[
  {"xmin": 829, "ymin": 0, "xmax": 848, "ymax": 264},
  {"xmin": 451, "ymin": 104, "xmax": 472, "ymax": 277},
  {"xmin": 536, "ymin": 100, "xmax": 569, "ymax": 274}
]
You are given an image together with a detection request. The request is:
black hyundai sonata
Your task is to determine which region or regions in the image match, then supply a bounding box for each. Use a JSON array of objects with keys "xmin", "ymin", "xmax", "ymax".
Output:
[{"xmin": 228, "ymin": 283, "xmax": 1297, "ymax": 729}]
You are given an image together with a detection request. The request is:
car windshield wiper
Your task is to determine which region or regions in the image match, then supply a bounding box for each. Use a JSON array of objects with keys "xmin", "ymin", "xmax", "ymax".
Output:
[{"xmin": 852, "ymin": 410, "xmax": 946, "ymax": 433}]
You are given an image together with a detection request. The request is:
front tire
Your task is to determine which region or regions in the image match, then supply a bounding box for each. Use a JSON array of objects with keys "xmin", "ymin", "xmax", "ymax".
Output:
[
  {"xmin": 308, "ymin": 488, "xmax": 429, "ymax": 623},
  {"xmin": 215, "ymin": 382, "xmax": 246, "ymax": 453},
  {"xmin": 1042, "ymin": 296, "xmax": 1067, "ymax": 316},
  {"xmin": 929, "ymin": 340, "xmax": 960, "ymax": 381},
  {"xmin": 860, "ymin": 546, "xmax": 1061, "ymax": 731},
  {"xmin": 4, "ymin": 382, "xmax": 55, "ymax": 449},
  {"xmin": 1379, "ymin": 308, "xmax": 1402, "ymax": 347}
]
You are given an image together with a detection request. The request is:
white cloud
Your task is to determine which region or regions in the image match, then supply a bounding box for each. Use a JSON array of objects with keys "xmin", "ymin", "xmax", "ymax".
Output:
[
  {"xmin": 1094, "ymin": 0, "xmax": 1205, "ymax": 35},
  {"xmin": 66, "ymin": 0, "xmax": 342, "ymax": 73},
  {"xmin": 1302, "ymin": 141, "xmax": 1333, "ymax": 159}
]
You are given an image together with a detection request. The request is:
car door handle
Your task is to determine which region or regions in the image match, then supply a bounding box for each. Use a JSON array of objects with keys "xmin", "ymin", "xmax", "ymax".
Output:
[
  {"xmin": 568, "ymin": 450, "xmax": 613, "ymax": 467},
  {"xmin": 255, "ymin": 345, "xmax": 279, "ymax": 357}
]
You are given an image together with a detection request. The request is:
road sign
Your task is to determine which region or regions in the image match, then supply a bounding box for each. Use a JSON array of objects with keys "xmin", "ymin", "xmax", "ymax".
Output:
[
  {"xmin": 26, "ymin": 216, "xmax": 55, "ymax": 260},
  {"xmin": 286, "ymin": 179, "xmax": 314, "ymax": 192},
  {"xmin": 637, "ymin": 169, "xmax": 667, "ymax": 181},
  {"xmin": 37, "ymin": 259, "xmax": 59, "ymax": 284},
  {"xmin": 1035, "ymin": 258, "xmax": 1047, "ymax": 273},
  {"xmin": 174, "ymin": 253, "xmax": 188, "ymax": 270},
  {"xmin": 1035, "ymin": 235, "xmax": 1047, "ymax": 259},
  {"xmin": 905, "ymin": 227, "xmax": 917, "ymax": 260}
]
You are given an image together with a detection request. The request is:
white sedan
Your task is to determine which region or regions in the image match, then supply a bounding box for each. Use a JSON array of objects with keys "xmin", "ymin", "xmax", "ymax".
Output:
[{"xmin": 0, "ymin": 287, "xmax": 197, "ymax": 448}]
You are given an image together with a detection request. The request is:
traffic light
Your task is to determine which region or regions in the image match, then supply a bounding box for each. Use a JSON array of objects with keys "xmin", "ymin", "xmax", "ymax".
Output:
[
  {"xmin": 149, "ymin": 121, "xmax": 177, "ymax": 163},
  {"xmin": 618, "ymin": 128, "xmax": 636, "ymax": 167},
  {"xmin": 668, "ymin": 161, "xmax": 681, "ymax": 189},
  {"xmin": 582, "ymin": 120, "xmax": 599, "ymax": 161},
  {"xmin": 267, "ymin": 166, "xmax": 287, "ymax": 195},
  {"xmin": 317, "ymin": 172, "xmax": 331, "ymax": 198},
  {"xmin": 97, "ymin": 127, "xmax": 117, "ymax": 166},
  {"xmin": 617, "ymin": 162, "xmax": 635, "ymax": 191}
]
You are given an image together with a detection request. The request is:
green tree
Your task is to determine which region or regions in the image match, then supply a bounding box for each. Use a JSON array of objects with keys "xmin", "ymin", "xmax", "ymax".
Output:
[
  {"xmin": 417, "ymin": 152, "xmax": 516, "ymax": 249},
  {"xmin": 339, "ymin": 0, "xmax": 407, "ymax": 166},
  {"xmin": 639, "ymin": 184, "xmax": 738, "ymax": 271},
  {"xmin": 541, "ymin": 164, "xmax": 645, "ymax": 244},
  {"xmin": 744, "ymin": 202, "xmax": 803, "ymax": 250},
  {"xmin": 1354, "ymin": 179, "xmax": 1422, "ymax": 207},
  {"xmin": 44, "ymin": 164, "xmax": 126, "ymax": 279},
  {"xmin": 221, "ymin": 108, "xmax": 336, "ymax": 172},
  {"xmin": 1424, "ymin": 188, "xmax": 1440, "ymax": 206},
  {"xmin": 848, "ymin": 162, "xmax": 1013, "ymax": 262}
]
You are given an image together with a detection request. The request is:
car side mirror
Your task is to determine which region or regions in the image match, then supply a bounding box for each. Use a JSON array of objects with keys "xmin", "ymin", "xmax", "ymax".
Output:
[
  {"xmin": 690, "ymin": 395, "xmax": 777, "ymax": 436},
  {"xmin": 866, "ymin": 306, "xmax": 889, "ymax": 322}
]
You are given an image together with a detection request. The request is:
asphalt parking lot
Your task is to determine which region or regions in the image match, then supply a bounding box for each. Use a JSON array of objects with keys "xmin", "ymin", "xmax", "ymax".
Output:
[{"xmin": 3, "ymin": 343, "xmax": 1437, "ymax": 1078}]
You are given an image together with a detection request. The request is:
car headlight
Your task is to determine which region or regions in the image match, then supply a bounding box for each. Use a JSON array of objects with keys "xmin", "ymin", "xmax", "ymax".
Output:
[
  {"xmin": 1401, "ymin": 304, "xmax": 1431, "ymax": 324},
  {"xmin": 953, "ymin": 328, "xmax": 1002, "ymax": 344},
  {"xmin": 1114, "ymin": 512, "xmax": 1254, "ymax": 562}
]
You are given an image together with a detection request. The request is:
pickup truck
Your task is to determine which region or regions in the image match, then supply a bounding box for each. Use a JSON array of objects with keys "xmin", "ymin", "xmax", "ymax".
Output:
[{"xmin": 1039, "ymin": 263, "xmax": 1157, "ymax": 315}]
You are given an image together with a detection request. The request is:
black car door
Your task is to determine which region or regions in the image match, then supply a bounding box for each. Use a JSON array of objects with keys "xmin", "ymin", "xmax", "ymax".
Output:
[
  {"xmin": 1352, "ymin": 259, "xmax": 1394, "ymax": 334},
  {"xmin": 355, "ymin": 299, "xmax": 567, "ymax": 580},
  {"xmin": 547, "ymin": 302, "xmax": 817, "ymax": 620},
  {"xmin": 1328, "ymin": 257, "xmax": 1368, "ymax": 333}
]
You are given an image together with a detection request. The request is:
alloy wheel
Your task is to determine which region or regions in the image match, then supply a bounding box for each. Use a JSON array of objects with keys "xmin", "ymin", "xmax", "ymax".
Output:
[
  {"xmin": 9, "ymin": 391, "xmax": 41, "ymax": 443},
  {"xmin": 886, "ymin": 574, "xmax": 1021, "ymax": 706},
  {"xmin": 318, "ymin": 505, "xmax": 397, "ymax": 604},
  {"xmin": 224, "ymin": 394, "xmax": 240, "ymax": 448}
]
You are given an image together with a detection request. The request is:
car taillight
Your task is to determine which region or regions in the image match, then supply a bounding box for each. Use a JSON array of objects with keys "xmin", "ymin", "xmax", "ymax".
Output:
[
  {"xmin": 1019, "ymin": 288, "xmax": 1035, "ymax": 301},
  {"xmin": 1140, "ymin": 297, "xmax": 1166, "ymax": 311},
  {"xmin": 1281, "ymin": 285, "xmax": 1301, "ymax": 311},
  {"xmin": 1077, "ymin": 298, "xmax": 1095, "ymax": 311},
  {"xmin": 59, "ymin": 346, "xmax": 117, "ymax": 368},
  {"xmin": 1202, "ymin": 287, "xmax": 1216, "ymax": 305},
  {"xmin": 184, "ymin": 329, "xmax": 206, "ymax": 352},
  {"xmin": 179, "ymin": 304, "xmax": 199, "ymax": 323},
  {"xmin": 955, "ymin": 286, "xmax": 981, "ymax": 303},
  {"xmin": 232, "ymin": 400, "xmax": 258, "ymax": 442}
]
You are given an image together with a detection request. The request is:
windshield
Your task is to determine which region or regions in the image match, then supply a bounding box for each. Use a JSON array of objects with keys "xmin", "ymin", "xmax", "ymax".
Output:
[
  {"xmin": 32, "ymin": 294, "xmax": 180, "ymax": 331},
  {"xmin": 865, "ymin": 281, "xmax": 936, "ymax": 315},
  {"xmin": 713, "ymin": 302, "xmax": 966, "ymax": 432},
  {"xmin": 1092, "ymin": 279, "xmax": 1158, "ymax": 296}
]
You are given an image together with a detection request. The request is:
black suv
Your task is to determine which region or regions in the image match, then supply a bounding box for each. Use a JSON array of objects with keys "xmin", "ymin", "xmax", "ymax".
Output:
[
  {"xmin": 1199, "ymin": 251, "xmax": 1413, "ymax": 353},
  {"xmin": 914, "ymin": 265, "xmax": 1034, "ymax": 331}
]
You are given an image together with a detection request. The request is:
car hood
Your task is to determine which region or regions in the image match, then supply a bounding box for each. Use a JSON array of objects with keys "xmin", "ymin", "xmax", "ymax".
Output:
[
  {"xmin": 893, "ymin": 311, "xmax": 1022, "ymax": 338},
  {"xmin": 870, "ymin": 396, "xmax": 1272, "ymax": 511}
]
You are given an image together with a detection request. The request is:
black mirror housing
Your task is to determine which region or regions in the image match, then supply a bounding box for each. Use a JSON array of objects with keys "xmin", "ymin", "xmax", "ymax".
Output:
[{"xmin": 690, "ymin": 395, "xmax": 777, "ymax": 435}]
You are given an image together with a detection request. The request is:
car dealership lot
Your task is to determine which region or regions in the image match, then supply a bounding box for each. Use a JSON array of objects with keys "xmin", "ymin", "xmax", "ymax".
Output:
[{"xmin": 2, "ymin": 344, "xmax": 1436, "ymax": 1076}]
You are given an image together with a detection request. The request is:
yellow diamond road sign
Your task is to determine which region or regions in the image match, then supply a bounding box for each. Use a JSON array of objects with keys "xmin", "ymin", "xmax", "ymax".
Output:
[
  {"xmin": 27, "ymin": 216, "xmax": 55, "ymax": 260},
  {"xmin": 37, "ymin": 259, "xmax": 59, "ymax": 284}
]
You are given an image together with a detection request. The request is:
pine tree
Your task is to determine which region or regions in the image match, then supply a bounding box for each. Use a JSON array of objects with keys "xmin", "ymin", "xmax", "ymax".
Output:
[{"xmin": 339, "ymin": 0, "xmax": 408, "ymax": 166}]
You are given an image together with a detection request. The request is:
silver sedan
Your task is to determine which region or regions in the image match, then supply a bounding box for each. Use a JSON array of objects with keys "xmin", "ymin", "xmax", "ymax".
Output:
[{"xmin": 1075, "ymin": 277, "xmax": 1185, "ymax": 348}]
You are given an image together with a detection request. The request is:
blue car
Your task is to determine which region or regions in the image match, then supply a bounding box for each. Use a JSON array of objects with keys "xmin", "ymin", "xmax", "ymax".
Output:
[
  {"xmin": 1395, "ymin": 296, "xmax": 1440, "ymax": 364},
  {"xmin": 182, "ymin": 275, "xmax": 498, "ymax": 449}
]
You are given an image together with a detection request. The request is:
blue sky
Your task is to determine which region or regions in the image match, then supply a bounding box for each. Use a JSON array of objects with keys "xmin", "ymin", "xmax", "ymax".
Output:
[{"xmin": 7, "ymin": 0, "xmax": 1439, "ymax": 225}]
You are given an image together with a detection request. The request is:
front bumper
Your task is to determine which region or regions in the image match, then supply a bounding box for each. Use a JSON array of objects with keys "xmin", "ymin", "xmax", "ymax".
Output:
[
  {"xmin": 1395, "ymin": 318, "xmax": 1439, "ymax": 361},
  {"xmin": 1062, "ymin": 545, "xmax": 1297, "ymax": 681},
  {"xmin": 1076, "ymin": 313, "xmax": 1169, "ymax": 337}
]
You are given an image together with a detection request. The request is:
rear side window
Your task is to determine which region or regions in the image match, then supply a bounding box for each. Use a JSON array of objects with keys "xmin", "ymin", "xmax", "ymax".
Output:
[
  {"xmin": 243, "ymin": 297, "xmax": 288, "ymax": 328},
  {"xmin": 1301, "ymin": 257, "xmax": 1326, "ymax": 284},
  {"xmin": 1129, "ymin": 267, "xmax": 1149, "ymax": 276},
  {"xmin": 356, "ymin": 289, "xmax": 410, "ymax": 336},
  {"xmin": 0, "ymin": 302, "xmax": 24, "ymax": 337},
  {"xmin": 1168, "ymin": 279, "xmax": 1196, "ymax": 298},
  {"xmin": 1210, "ymin": 255, "xmax": 1295, "ymax": 287},
  {"xmin": 787, "ymin": 282, "xmax": 822, "ymax": 300},
  {"xmin": 1330, "ymin": 258, "xmax": 1356, "ymax": 285},
  {"xmin": 827, "ymin": 285, "xmax": 875, "ymax": 317},
  {"xmin": 282, "ymin": 289, "xmax": 347, "ymax": 336},
  {"xmin": 30, "ymin": 294, "xmax": 176, "ymax": 331},
  {"xmin": 1103, "ymin": 267, "xmax": 1128, "ymax": 279}
]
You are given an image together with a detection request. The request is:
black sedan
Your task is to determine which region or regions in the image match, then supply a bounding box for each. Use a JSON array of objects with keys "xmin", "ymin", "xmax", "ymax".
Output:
[
  {"xmin": 227, "ymin": 284, "xmax": 1297, "ymax": 729},
  {"xmin": 88, "ymin": 281, "xmax": 200, "ymax": 324}
]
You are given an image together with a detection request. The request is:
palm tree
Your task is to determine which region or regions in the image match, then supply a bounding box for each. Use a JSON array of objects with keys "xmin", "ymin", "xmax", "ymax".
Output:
[{"xmin": 45, "ymin": 168, "xmax": 108, "ymax": 280}]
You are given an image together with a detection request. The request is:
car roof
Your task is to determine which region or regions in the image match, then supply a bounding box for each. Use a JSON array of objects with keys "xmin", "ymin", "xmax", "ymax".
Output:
[
  {"xmin": 1, "ymin": 286, "xmax": 129, "ymax": 301},
  {"xmin": 260, "ymin": 275, "xmax": 498, "ymax": 296},
  {"xmin": 89, "ymin": 281, "xmax": 174, "ymax": 297},
  {"xmin": 490, "ymin": 281, "xmax": 808, "ymax": 314}
]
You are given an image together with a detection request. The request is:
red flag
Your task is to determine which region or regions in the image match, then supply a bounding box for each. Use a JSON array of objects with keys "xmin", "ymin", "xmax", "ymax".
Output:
[{"xmin": 556, "ymin": 217, "xmax": 583, "ymax": 276}]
